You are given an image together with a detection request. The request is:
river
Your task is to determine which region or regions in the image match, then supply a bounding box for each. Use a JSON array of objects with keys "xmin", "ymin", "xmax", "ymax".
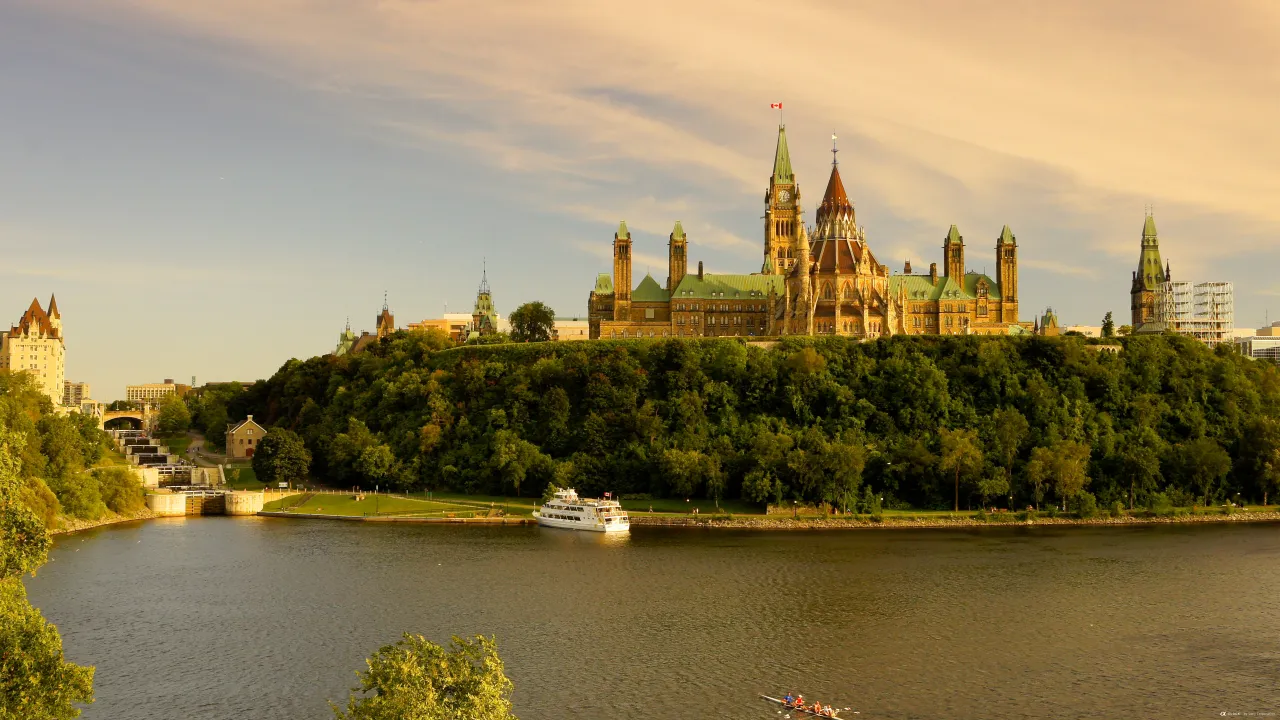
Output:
[{"xmin": 25, "ymin": 517, "xmax": 1280, "ymax": 719}]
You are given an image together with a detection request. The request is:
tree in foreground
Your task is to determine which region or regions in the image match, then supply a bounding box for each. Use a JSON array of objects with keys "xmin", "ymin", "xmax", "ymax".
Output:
[
  {"xmin": 0, "ymin": 423, "xmax": 94, "ymax": 718},
  {"xmin": 332, "ymin": 634, "xmax": 516, "ymax": 720},
  {"xmin": 1101, "ymin": 311, "xmax": 1115, "ymax": 338},
  {"xmin": 508, "ymin": 302, "xmax": 556, "ymax": 343},
  {"xmin": 252, "ymin": 428, "xmax": 312, "ymax": 489}
]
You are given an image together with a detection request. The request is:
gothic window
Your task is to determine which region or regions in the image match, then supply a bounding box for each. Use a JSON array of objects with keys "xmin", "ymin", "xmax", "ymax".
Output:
[
  {"xmin": 822, "ymin": 283, "xmax": 834, "ymax": 300},
  {"xmin": 842, "ymin": 284, "xmax": 853, "ymax": 300},
  {"xmin": 913, "ymin": 317, "xmax": 920, "ymax": 328}
]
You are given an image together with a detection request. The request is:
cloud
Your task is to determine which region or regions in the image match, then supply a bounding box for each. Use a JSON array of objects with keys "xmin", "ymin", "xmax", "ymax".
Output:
[{"xmin": 1020, "ymin": 259, "xmax": 1099, "ymax": 279}]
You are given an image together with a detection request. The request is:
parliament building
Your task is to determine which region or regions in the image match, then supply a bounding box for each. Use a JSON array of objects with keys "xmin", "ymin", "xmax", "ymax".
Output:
[{"xmin": 588, "ymin": 126, "xmax": 1026, "ymax": 339}]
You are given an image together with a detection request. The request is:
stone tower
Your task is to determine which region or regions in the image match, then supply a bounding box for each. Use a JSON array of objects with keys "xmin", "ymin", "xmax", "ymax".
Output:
[
  {"xmin": 763, "ymin": 125, "xmax": 803, "ymax": 275},
  {"xmin": 995, "ymin": 225, "xmax": 1018, "ymax": 322},
  {"xmin": 1130, "ymin": 214, "xmax": 1164, "ymax": 328},
  {"xmin": 943, "ymin": 225, "xmax": 965, "ymax": 279},
  {"xmin": 376, "ymin": 294, "xmax": 395, "ymax": 339},
  {"xmin": 667, "ymin": 221, "xmax": 687, "ymax": 292},
  {"xmin": 612, "ymin": 221, "xmax": 632, "ymax": 321},
  {"xmin": 472, "ymin": 267, "xmax": 498, "ymax": 336}
]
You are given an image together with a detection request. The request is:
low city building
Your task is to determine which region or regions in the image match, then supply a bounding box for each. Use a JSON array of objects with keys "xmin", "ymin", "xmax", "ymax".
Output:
[
  {"xmin": 408, "ymin": 313, "xmax": 473, "ymax": 342},
  {"xmin": 552, "ymin": 317, "xmax": 590, "ymax": 341},
  {"xmin": 225, "ymin": 415, "xmax": 267, "ymax": 459},
  {"xmin": 0, "ymin": 295, "xmax": 65, "ymax": 406},
  {"xmin": 126, "ymin": 379, "xmax": 191, "ymax": 405},
  {"xmin": 1235, "ymin": 322, "xmax": 1280, "ymax": 361}
]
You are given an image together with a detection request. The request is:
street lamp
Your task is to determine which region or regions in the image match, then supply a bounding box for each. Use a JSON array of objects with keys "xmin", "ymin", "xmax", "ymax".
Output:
[{"xmin": 793, "ymin": 499, "xmax": 797, "ymax": 520}]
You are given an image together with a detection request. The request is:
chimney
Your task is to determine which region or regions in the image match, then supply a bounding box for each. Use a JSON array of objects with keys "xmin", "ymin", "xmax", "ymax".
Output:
[
  {"xmin": 164, "ymin": 378, "xmax": 174, "ymax": 384},
  {"xmin": 247, "ymin": 414, "xmax": 253, "ymax": 421},
  {"xmin": 697, "ymin": 261, "xmax": 704, "ymax": 280},
  {"xmin": 929, "ymin": 263, "xmax": 938, "ymax": 285},
  {"xmin": 904, "ymin": 260, "xmax": 913, "ymax": 274}
]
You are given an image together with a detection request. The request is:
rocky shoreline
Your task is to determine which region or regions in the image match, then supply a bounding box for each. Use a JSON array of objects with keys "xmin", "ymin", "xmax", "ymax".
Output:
[
  {"xmin": 52, "ymin": 508, "xmax": 158, "ymax": 536},
  {"xmin": 628, "ymin": 510, "xmax": 1280, "ymax": 530}
]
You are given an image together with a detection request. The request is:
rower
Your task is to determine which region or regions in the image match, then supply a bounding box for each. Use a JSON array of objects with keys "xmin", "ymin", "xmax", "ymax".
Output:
[
  {"xmin": 784, "ymin": 693, "xmax": 795, "ymax": 706},
  {"xmin": 794, "ymin": 695, "xmax": 804, "ymax": 708}
]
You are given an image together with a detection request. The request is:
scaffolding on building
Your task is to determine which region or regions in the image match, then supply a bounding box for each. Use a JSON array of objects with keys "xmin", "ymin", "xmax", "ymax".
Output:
[{"xmin": 1151, "ymin": 281, "xmax": 1233, "ymax": 346}]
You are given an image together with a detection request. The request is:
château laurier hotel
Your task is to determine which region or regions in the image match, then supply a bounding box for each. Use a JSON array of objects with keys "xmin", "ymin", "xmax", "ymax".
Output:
[{"xmin": 588, "ymin": 126, "xmax": 1030, "ymax": 340}]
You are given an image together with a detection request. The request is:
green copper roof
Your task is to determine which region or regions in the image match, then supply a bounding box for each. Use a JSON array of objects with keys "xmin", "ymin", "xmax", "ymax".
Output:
[
  {"xmin": 671, "ymin": 272, "xmax": 784, "ymax": 301},
  {"xmin": 963, "ymin": 272, "xmax": 1002, "ymax": 300},
  {"xmin": 1136, "ymin": 214, "xmax": 1164, "ymax": 291},
  {"xmin": 890, "ymin": 274, "xmax": 973, "ymax": 302},
  {"xmin": 594, "ymin": 273, "xmax": 613, "ymax": 294},
  {"xmin": 997, "ymin": 225, "xmax": 1015, "ymax": 245},
  {"xmin": 762, "ymin": 255, "xmax": 775, "ymax": 274},
  {"xmin": 772, "ymin": 126, "xmax": 794, "ymax": 185},
  {"xmin": 617, "ymin": 221, "xmax": 630, "ymax": 239},
  {"xmin": 632, "ymin": 274, "xmax": 670, "ymax": 303},
  {"xmin": 945, "ymin": 224, "xmax": 963, "ymax": 245},
  {"xmin": 671, "ymin": 221, "xmax": 685, "ymax": 240}
]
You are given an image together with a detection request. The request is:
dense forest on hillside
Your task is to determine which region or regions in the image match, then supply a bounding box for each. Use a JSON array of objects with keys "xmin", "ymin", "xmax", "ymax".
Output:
[
  {"xmin": 0, "ymin": 372, "xmax": 141, "ymax": 525},
  {"xmin": 232, "ymin": 333, "xmax": 1280, "ymax": 511}
]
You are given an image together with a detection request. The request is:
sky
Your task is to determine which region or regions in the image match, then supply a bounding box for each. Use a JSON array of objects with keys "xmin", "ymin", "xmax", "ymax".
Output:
[{"xmin": 2, "ymin": 0, "xmax": 1279, "ymax": 400}]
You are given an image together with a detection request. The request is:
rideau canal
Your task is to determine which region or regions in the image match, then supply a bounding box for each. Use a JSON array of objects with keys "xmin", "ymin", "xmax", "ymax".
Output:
[{"xmin": 25, "ymin": 518, "xmax": 1280, "ymax": 719}]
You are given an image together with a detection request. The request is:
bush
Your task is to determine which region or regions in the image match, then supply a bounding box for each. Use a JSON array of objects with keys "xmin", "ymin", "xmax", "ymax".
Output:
[
  {"xmin": 48, "ymin": 473, "xmax": 105, "ymax": 521},
  {"xmin": 19, "ymin": 477, "xmax": 59, "ymax": 529},
  {"xmin": 96, "ymin": 467, "xmax": 146, "ymax": 514},
  {"xmin": 1110, "ymin": 501, "xmax": 1126, "ymax": 518},
  {"xmin": 1166, "ymin": 486, "xmax": 1195, "ymax": 509},
  {"xmin": 972, "ymin": 509, "xmax": 989, "ymax": 522},
  {"xmin": 1149, "ymin": 492, "xmax": 1174, "ymax": 515},
  {"xmin": 1069, "ymin": 492, "xmax": 1098, "ymax": 519}
]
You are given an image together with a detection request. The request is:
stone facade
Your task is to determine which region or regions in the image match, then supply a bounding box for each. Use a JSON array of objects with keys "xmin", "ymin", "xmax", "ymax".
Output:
[
  {"xmin": 588, "ymin": 126, "xmax": 1025, "ymax": 339},
  {"xmin": 0, "ymin": 296, "xmax": 65, "ymax": 406},
  {"xmin": 225, "ymin": 415, "xmax": 267, "ymax": 459}
]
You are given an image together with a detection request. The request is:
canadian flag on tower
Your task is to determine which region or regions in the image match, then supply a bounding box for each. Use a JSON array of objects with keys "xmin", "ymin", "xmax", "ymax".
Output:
[{"xmin": 770, "ymin": 102, "xmax": 783, "ymax": 109}]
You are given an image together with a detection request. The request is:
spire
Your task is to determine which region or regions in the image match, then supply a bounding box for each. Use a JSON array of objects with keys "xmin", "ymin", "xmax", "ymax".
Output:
[
  {"xmin": 772, "ymin": 125, "xmax": 793, "ymax": 184},
  {"xmin": 382, "ymin": 291, "xmax": 389, "ymax": 312},
  {"xmin": 671, "ymin": 220, "xmax": 685, "ymax": 240},
  {"xmin": 1143, "ymin": 213, "xmax": 1158, "ymax": 240},
  {"xmin": 478, "ymin": 260, "xmax": 491, "ymax": 295},
  {"xmin": 831, "ymin": 133, "xmax": 839, "ymax": 168},
  {"xmin": 818, "ymin": 163, "xmax": 852, "ymax": 218},
  {"xmin": 616, "ymin": 220, "xmax": 630, "ymax": 239},
  {"xmin": 47, "ymin": 294, "xmax": 60, "ymax": 318},
  {"xmin": 945, "ymin": 225, "xmax": 963, "ymax": 245},
  {"xmin": 997, "ymin": 225, "xmax": 1015, "ymax": 245}
]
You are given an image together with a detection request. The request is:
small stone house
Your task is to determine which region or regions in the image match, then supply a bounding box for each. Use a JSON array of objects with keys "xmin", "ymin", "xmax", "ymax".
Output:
[{"xmin": 225, "ymin": 415, "xmax": 267, "ymax": 459}]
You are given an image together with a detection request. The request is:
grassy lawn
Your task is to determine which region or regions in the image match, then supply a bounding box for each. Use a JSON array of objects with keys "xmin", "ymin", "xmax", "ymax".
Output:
[
  {"xmin": 263, "ymin": 492, "xmax": 479, "ymax": 516},
  {"xmin": 223, "ymin": 465, "xmax": 264, "ymax": 490},
  {"xmin": 95, "ymin": 448, "xmax": 129, "ymax": 467},
  {"xmin": 619, "ymin": 496, "xmax": 764, "ymax": 516},
  {"xmin": 159, "ymin": 435, "xmax": 191, "ymax": 456},
  {"xmin": 406, "ymin": 491, "xmax": 541, "ymax": 517}
]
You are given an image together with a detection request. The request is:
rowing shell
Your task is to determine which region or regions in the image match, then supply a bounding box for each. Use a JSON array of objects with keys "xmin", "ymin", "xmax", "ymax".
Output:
[{"xmin": 760, "ymin": 695, "xmax": 859, "ymax": 716}]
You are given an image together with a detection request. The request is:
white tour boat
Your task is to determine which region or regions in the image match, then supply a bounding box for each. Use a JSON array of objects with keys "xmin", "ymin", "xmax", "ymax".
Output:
[{"xmin": 533, "ymin": 488, "xmax": 630, "ymax": 533}]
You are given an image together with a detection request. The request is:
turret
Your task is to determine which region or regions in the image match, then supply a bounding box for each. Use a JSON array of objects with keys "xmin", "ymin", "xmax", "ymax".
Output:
[
  {"xmin": 613, "ymin": 221, "xmax": 632, "ymax": 321},
  {"xmin": 763, "ymin": 125, "xmax": 801, "ymax": 275},
  {"xmin": 943, "ymin": 225, "xmax": 964, "ymax": 279},
  {"xmin": 995, "ymin": 225, "xmax": 1018, "ymax": 316},
  {"xmin": 668, "ymin": 221, "xmax": 687, "ymax": 292}
]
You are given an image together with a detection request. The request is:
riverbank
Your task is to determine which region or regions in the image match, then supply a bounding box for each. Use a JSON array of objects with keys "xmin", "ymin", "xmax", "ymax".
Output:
[
  {"xmin": 52, "ymin": 507, "xmax": 158, "ymax": 536},
  {"xmin": 257, "ymin": 511, "xmax": 533, "ymax": 525},
  {"xmin": 628, "ymin": 509, "xmax": 1280, "ymax": 529}
]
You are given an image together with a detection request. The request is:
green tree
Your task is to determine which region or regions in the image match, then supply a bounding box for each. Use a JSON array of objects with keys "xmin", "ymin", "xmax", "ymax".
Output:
[
  {"xmin": 357, "ymin": 445, "xmax": 397, "ymax": 489},
  {"xmin": 1024, "ymin": 447, "xmax": 1051, "ymax": 510},
  {"xmin": 1047, "ymin": 440, "xmax": 1092, "ymax": 507},
  {"xmin": 989, "ymin": 408, "xmax": 1029, "ymax": 489},
  {"xmin": 1102, "ymin": 311, "xmax": 1115, "ymax": 338},
  {"xmin": 156, "ymin": 394, "xmax": 191, "ymax": 435},
  {"xmin": 0, "ymin": 422, "xmax": 95, "ymax": 718},
  {"xmin": 938, "ymin": 428, "xmax": 983, "ymax": 512},
  {"xmin": 1119, "ymin": 426, "xmax": 1163, "ymax": 509},
  {"xmin": 508, "ymin": 302, "xmax": 556, "ymax": 343},
  {"xmin": 976, "ymin": 474, "xmax": 1011, "ymax": 510},
  {"xmin": 1175, "ymin": 437, "xmax": 1231, "ymax": 506},
  {"xmin": 37, "ymin": 415, "xmax": 85, "ymax": 481},
  {"xmin": 95, "ymin": 467, "xmax": 146, "ymax": 514},
  {"xmin": 252, "ymin": 429, "xmax": 312, "ymax": 489},
  {"xmin": 1239, "ymin": 417, "xmax": 1280, "ymax": 506},
  {"xmin": 1117, "ymin": 324, "xmax": 1133, "ymax": 337},
  {"xmin": 332, "ymin": 634, "xmax": 515, "ymax": 720},
  {"xmin": 659, "ymin": 448, "xmax": 707, "ymax": 499}
]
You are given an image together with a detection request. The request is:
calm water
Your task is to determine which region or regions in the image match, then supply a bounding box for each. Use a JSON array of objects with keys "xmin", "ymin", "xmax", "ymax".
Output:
[{"xmin": 25, "ymin": 518, "xmax": 1280, "ymax": 719}]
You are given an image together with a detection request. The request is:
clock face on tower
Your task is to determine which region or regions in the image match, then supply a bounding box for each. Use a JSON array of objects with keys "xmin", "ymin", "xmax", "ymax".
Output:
[{"xmin": 778, "ymin": 189, "xmax": 791, "ymax": 204}]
